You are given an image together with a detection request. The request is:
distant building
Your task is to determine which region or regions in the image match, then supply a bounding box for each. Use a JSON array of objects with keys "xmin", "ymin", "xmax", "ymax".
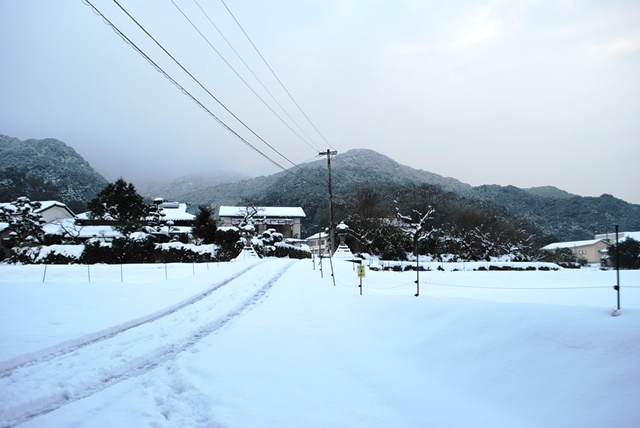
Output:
[
  {"xmin": 543, "ymin": 231, "xmax": 640, "ymax": 265},
  {"xmin": 72, "ymin": 201, "xmax": 195, "ymax": 241},
  {"xmin": 307, "ymin": 231, "xmax": 329, "ymax": 255},
  {"xmin": 34, "ymin": 201, "xmax": 76, "ymax": 222},
  {"xmin": 541, "ymin": 238, "xmax": 609, "ymax": 264},
  {"xmin": 594, "ymin": 231, "xmax": 640, "ymax": 242},
  {"xmin": 218, "ymin": 206, "xmax": 305, "ymax": 239},
  {"xmin": 154, "ymin": 202, "xmax": 195, "ymax": 234}
]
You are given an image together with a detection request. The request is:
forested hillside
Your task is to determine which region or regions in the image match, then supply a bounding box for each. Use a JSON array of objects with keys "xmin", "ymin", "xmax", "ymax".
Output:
[
  {"xmin": 2, "ymin": 134, "xmax": 638, "ymax": 245},
  {"xmin": 0, "ymin": 135, "xmax": 108, "ymax": 212},
  {"xmin": 154, "ymin": 149, "xmax": 639, "ymax": 243}
]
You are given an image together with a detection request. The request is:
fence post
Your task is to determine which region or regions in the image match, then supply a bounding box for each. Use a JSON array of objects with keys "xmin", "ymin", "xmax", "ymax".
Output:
[{"xmin": 42, "ymin": 264, "xmax": 47, "ymax": 283}]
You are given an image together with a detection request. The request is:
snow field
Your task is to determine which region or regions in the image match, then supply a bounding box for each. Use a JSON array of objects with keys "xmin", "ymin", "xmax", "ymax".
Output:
[
  {"xmin": 0, "ymin": 259, "xmax": 294, "ymax": 426},
  {"xmin": 1, "ymin": 259, "xmax": 639, "ymax": 427}
]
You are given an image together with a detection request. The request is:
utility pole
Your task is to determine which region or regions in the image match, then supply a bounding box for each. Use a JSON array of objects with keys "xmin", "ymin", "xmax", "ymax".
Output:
[
  {"xmin": 614, "ymin": 224, "xmax": 621, "ymax": 312},
  {"xmin": 320, "ymin": 149, "xmax": 337, "ymax": 255}
]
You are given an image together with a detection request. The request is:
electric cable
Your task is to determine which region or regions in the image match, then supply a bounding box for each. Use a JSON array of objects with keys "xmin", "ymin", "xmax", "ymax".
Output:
[
  {"xmin": 110, "ymin": 0, "xmax": 304, "ymax": 173},
  {"xmin": 220, "ymin": 0, "xmax": 335, "ymax": 151},
  {"xmin": 82, "ymin": 0, "xmax": 290, "ymax": 173},
  {"xmin": 188, "ymin": 0, "xmax": 323, "ymax": 153}
]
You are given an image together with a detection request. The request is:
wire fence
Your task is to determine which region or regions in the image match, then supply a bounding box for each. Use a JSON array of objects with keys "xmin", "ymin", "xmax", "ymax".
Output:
[
  {"xmin": 323, "ymin": 261, "xmax": 640, "ymax": 293},
  {"xmin": 0, "ymin": 262, "xmax": 224, "ymax": 284}
]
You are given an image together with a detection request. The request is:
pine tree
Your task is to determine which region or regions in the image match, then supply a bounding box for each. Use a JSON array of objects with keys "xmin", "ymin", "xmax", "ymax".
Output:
[
  {"xmin": 610, "ymin": 238, "xmax": 640, "ymax": 269},
  {"xmin": 192, "ymin": 205, "xmax": 217, "ymax": 244},
  {"xmin": 87, "ymin": 178, "xmax": 147, "ymax": 235},
  {"xmin": 0, "ymin": 197, "xmax": 46, "ymax": 260}
]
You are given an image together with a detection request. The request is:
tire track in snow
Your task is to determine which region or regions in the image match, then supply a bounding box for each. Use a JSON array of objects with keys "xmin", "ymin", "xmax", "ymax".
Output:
[
  {"xmin": 0, "ymin": 261, "xmax": 264, "ymax": 377},
  {"xmin": 0, "ymin": 259, "xmax": 296, "ymax": 428}
]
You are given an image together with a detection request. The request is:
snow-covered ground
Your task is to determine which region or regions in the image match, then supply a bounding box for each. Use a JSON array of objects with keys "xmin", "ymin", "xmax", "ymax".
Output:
[{"xmin": 0, "ymin": 259, "xmax": 639, "ymax": 427}]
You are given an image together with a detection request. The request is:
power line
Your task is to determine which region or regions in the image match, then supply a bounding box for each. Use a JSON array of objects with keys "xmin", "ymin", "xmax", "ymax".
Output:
[
  {"xmin": 81, "ymin": 0, "xmax": 291, "ymax": 173},
  {"xmin": 172, "ymin": 0, "xmax": 321, "ymax": 153},
  {"xmin": 109, "ymin": 0, "xmax": 303, "ymax": 173},
  {"xmin": 188, "ymin": 0, "xmax": 323, "ymax": 153},
  {"xmin": 220, "ymin": 0, "xmax": 335, "ymax": 151}
]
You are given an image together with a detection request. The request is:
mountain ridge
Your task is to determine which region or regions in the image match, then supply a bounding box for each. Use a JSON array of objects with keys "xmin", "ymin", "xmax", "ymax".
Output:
[
  {"xmin": 0, "ymin": 134, "xmax": 108, "ymax": 212},
  {"xmin": 1, "ymin": 135, "xmax": 638, "ymax": 242}
]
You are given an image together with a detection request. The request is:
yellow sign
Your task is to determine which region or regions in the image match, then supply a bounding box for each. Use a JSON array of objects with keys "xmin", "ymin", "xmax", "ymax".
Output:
[{"xmin": 357, "ymin": 265, "xmax": 366, "ymax": 278}]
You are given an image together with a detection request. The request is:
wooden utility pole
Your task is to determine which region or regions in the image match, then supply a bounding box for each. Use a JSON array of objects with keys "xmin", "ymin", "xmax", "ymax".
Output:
[{"xmin": 320, "ymin": 149, "xmax": 337, "ymax": 255}]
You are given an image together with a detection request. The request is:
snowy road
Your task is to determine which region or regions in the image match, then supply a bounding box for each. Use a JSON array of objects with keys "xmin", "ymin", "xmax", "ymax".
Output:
[{"xmin": 0, "ymin": 259, "xmax": 295, "ymax": 427}]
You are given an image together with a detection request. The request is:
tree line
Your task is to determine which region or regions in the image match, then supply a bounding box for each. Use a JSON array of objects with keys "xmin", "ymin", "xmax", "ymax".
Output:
[
  {"xmin": 1, "ymin": 179, "xmax": 307, "ymax": 264},
  {"xmin": 2, "ymin": 179, "xmax": 639, "ymax": 267}
]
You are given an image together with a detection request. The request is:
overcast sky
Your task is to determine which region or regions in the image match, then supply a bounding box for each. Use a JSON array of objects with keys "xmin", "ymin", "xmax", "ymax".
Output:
[{"xmin": 1, "ymin": 0, "xmax": 639, "ymax": 203}]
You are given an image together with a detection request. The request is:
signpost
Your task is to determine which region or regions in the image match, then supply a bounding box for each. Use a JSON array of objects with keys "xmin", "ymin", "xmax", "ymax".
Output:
[{"xmin": 357, "ymin": 265, "xmax": 365, "ymax": 295}]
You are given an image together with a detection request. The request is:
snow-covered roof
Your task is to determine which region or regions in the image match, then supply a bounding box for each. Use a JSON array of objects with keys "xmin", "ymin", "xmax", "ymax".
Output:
[
  {"xmin": 76, "ymin": 202, "xmax": 194, "ymax": 222},
  {"xmin": 34, "ymin": 201, "xmax": 75, "ymax": 216},
  {"xmin": 306, "ymin": 232, "xmax": 328, "ymax": 240},
  {"xmin": 541, "ymin": 238, "xmax": 607, "ymax": 250},
  {"xmin": 42, "ymin": 219, "xmax": 122, "ymax": 239},
  {"xmin": 75, "ymin": 212, "xmax": 90, "ymax": 220},
  {"xmin": 157, "ymin": 203, "xmax": 194, "ymax": 221},
  {"xmin": 219, "ymin": 206, "xmax": 306, "ymax": 218},
  {"xmin": 623, "ymin": 231, "xmax": 640, "ymax": 241}
]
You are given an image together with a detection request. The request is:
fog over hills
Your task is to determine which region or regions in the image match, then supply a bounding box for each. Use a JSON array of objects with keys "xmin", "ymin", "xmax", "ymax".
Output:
[{"xmin": 2, "ymin": 135, "xmax": 638, "ymax": 242}]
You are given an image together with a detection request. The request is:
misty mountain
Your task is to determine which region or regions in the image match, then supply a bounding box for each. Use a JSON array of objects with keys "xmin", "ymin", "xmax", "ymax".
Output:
[
  {"xmin": 2, "ymin": 135, "xmax": 637, "ymax": 244},
  {"xmin": 135, "ymin": 171, "xmax": 251, "ymax": 202},
  {"xmin": 144, "ymin": 148, "xmax": 639, "ymax": 242},
  {"xmin": 151, "ymin": 148, "xmax": 472, "ymax": 207},
  {"xmin": 0, "ymin": 134, "xmax": 108, "ymax": 212}
]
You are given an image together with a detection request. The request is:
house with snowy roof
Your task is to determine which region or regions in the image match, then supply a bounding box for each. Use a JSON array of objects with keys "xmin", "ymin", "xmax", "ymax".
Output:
[
  {"xmin": 0, "ymin": 200, "xmax": 75, "ymax": 223},
  {"xmin": 151, "ymin": 202, "xmax": 195, "ymax": 227},
  {"xmin": 306, "ymin": 231, "xmax": 329, "ymax": 255},
  {"xmin": 218, "ymin": 206, "xmax": 305, "ymax": 239},
  {"xmin": 543, "ymin": 231, "xmax": 640, "ymax": 265},
  {"xmin": 541, "ymin": 238, "xmax": 609, "ymax": 264},
  {"xmin": 34, "ymin": 201, "xmax": 76, "ymax": 223},
  {"xmin": 73, "ymin": 201, "xmax": 195, "ymax": 241},
  {"xmin": 1, "ymin": 200, "xmax": 77, "ymax": 255}
]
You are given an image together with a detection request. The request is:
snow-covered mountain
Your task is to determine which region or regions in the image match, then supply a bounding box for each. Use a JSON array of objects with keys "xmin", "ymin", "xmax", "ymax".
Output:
[
  {"xmin": 146, "ymin": 148, "xmax": 640, "ymax": 242},
  {"xmin": 0, "ymin": 135, "xmax": 108, "ymax": 212},
  {"xmin": 3, "ymin": 134, "xmax": 639, "ymax": 242}
]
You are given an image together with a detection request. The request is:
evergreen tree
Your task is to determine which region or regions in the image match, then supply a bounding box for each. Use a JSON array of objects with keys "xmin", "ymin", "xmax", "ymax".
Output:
[
  {"xmin": 214, "ymin": 228, "xmax": 242, "ymax": 261},
  {"xmin": 0, "ymin": 197, "xmax": 46, "ymax": 261},
  {"xmin": 192, "ymin": 205, "xmax": 217, "ymax": 244},
  {"xmin": 609, "ymin": 238, "xmax": 640, "ymax": 269},
  {"xmin": 87, "ymin": 178, "xmax": 147, "ymax": 235}
]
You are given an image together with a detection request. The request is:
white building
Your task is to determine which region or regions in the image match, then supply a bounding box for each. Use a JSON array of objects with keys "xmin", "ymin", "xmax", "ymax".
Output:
[
  {"xmin": 541, "ymin": 238, "xmax": 609, "ymax": 264},
  {"xmin": 218, "ymin": 206, "xmax": 305, "ymax": 239},
  {"xmin": 306, "ymin": 231, "xmax": 329, "ymax": 255},
  {"xmin": 34, "ymin": 201, "xmax": 76, "ymax": 223}
]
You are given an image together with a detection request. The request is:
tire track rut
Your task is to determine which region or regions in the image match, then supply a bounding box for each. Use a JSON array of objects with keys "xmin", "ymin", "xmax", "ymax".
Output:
[{"xmin": 0, "ymin": 259, "xmax": 295, "ymax": 427}]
